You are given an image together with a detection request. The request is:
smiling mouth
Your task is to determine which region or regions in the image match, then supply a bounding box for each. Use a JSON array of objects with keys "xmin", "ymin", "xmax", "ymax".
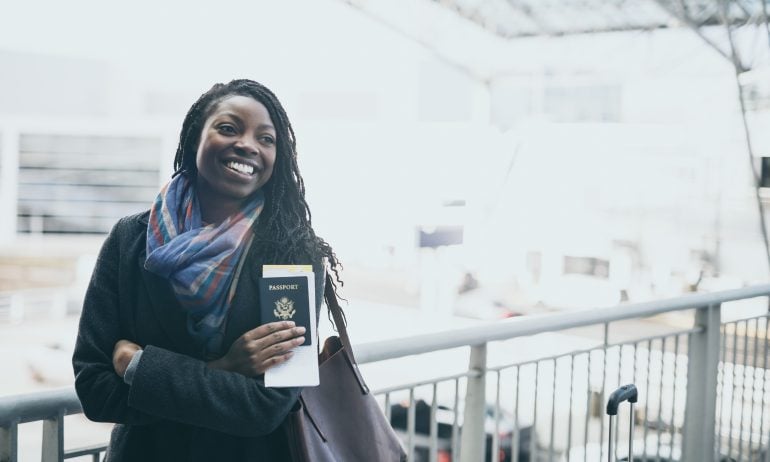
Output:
[{"xmin": 225, "ymin": 161, "xmax": 255, "ymax": 176}]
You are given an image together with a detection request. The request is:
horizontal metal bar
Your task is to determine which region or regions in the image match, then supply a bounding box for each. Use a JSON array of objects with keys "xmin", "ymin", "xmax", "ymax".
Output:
[
  {"xmin": 725, "ymin": 312, "xmax": 770, "ymax": 324},
  {"xmin": 487, "ymin": 327, "xmax": 702, "ymax": 372},
  {"xmin": 372, "ymin": 370, "xmax": 481, "ymax": 395},
  {"xmin": 64, "ymin": 444, "xmax": 108, "ymax": 459},
  {"xmin": 0, "ymin": 389, "xmax": 80, "ymax": 426},
  {"xmin": 356, "ymin": 285, "xmax": 770, "ymax": 363}
]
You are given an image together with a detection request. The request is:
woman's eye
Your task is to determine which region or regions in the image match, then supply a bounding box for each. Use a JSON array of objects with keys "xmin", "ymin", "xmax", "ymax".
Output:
[
  {"xmin": 260, "ymin": 136, "xmax": 275, "ymax": 145},
  {"xmin": 218, "ymin": 125, "xmax": 236, "ymax": 135}
]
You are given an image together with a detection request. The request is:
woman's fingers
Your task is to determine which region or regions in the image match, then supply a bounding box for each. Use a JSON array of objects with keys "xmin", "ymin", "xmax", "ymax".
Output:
[
  {"xmin": 265, "ymin": 336, "xmax": 305, "ymax": 356},
  {"xmin": 112, "ymin": 339, "xmax": 141, "ymax": 377},
  {"xmin": 252, "ymin": 326, "xmax": 305, "ymax": 373},
  {"xmin": 261, "ymin": 351, "xmax": 295, "ymax": 371},
  {"xmin": 246, "ymin": 321, "xmax": 296, "ymax": 341},
  {"xmin": 251, "ymin": 329, "xmax": 305, "ymax": 367},
  {"xmin": 223, "ymin": 322, "xmax": 306, "ymax": 375},
  {"xmin": 252, "ymin": 325, "xmax": 305, "ymax": 350}
]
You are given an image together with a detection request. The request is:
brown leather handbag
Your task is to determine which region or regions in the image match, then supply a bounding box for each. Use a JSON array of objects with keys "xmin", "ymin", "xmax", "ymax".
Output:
[{"xmin": 282, "ymin": 275, "xmax": 407, "ymax": 461}]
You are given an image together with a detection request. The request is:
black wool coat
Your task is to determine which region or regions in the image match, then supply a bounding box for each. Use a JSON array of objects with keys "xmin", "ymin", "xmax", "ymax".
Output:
[{"xmin": 72, "ymin": 211, "xmax": 324, "ymax": 462}]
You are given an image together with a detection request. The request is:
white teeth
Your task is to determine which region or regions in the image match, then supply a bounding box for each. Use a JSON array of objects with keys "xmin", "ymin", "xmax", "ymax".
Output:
[{"xmin": 226, "ymin": 161, "xmax": 254, "ymax": 175}]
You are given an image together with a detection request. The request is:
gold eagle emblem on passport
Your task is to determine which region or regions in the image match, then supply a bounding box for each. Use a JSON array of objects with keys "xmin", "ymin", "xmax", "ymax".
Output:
[{"xmin": 273, "ymin": 296, "xmax": 296, "ymax": 320}]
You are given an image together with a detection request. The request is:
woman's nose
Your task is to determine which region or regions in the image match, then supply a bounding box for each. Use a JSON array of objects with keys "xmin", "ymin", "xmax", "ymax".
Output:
[{"xmin": 234, "ymin": 136, "xmax": 259, "ymax": 155}]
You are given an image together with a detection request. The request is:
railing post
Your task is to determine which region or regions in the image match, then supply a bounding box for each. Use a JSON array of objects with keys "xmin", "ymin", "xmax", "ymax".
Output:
[
  {"xmin": 41, "ymin": 412, "xmax": 64, "ymax": 462},
  {"xmin": 0, "ymin": 422, "xmax": 18, "ymax": 462},
  {"xmin": 682, "ymin": 303, "xmax": 721, "ymax": 462},
  {"xmin": 460, "ymin": 343, "xmax": 487, "ymax": 462}
]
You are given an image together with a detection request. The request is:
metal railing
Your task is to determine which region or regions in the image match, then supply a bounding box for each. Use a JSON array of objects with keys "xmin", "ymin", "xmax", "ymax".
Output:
[
  {"xmin": 3, "ymin": 284, "xmax": 770, "ymax": 462},
  {"xmin": 0, "ymin": 389, "xmax": 105, "ymax": 462}
]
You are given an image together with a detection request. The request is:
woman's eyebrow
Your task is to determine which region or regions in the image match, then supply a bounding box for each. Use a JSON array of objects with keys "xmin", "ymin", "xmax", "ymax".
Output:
[
  {"xmin": 217, "ymin": 113, "xmax": 274, "ymax": 131},
  {"xmin": 216, "ymin": 112, "xmax": 243, "ymax": 122}
]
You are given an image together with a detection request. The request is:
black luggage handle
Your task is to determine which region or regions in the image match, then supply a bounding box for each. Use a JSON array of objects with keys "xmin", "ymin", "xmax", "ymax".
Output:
[
  {"xmin": 606, "ymin": 384, "xmax": 638, "ymax": 416},
  {"xmin": 607, "ymin": 384, "xmax": 638, "ymax": 462}
]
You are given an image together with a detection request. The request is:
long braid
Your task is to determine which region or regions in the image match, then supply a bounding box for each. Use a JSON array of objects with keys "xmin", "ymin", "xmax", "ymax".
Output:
[{"xmin": 173, "ymin": 79, "xmax": 344, "ymax": 300}]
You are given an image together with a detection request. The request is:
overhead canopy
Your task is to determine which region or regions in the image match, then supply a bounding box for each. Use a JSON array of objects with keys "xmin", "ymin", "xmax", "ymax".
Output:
[
  {"xmin": 431, "ymin": 0, "xmax": 769, "ymax": 38},
  {"xmin": 343, "ymin": 0, "xmax": 769, "ymax": 76}
]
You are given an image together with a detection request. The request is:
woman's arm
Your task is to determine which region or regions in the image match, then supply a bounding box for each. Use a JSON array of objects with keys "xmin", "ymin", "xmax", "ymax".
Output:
[
  {"xmin": 123, "ymin": 265, "xmax": 327, "ymax": 437},
  {"xmin": 126, "ymin": 267, "xmax": 326, "ymax": 437},
  {"xmin": 106, "ymin": 320, "xmax": 304, "ymax": 436},
  {"xmin": 126, "ymin": 344, "xmax": 302, "ymax": 437}
]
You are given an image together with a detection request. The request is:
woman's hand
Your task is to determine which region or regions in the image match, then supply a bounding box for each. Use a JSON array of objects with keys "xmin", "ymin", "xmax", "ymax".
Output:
[
  {"xmin": 112, "ymin": 339, "xmax": 142, "ymax": 378},
  {"xmin": 207, "ymin": 321, "xmax": 306, "ymax": 376}
]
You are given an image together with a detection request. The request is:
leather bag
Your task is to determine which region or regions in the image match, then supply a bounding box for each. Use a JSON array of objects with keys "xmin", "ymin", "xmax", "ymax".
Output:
[{"xmin": 282, "ymin": 275, "xmax": 407, "ymax": 462}]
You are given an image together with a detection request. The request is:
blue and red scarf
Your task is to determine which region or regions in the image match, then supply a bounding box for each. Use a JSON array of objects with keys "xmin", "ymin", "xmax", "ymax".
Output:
[{"xmin": 144, "ymin": 174, "xmax": 263, "ymax": 355}]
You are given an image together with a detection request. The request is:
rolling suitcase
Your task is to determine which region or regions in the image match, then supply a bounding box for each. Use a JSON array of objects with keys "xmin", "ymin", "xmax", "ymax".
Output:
[{"xmin": 606, "ymin": 384, "xmax": 638, "ymax": 462}]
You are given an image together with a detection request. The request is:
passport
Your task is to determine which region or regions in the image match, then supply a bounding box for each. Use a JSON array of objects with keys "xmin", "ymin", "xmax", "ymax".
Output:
[
  {"xmin": 259, "ymin": 276, "xmax": 311, "ymax": 346},
  {"xmin": 262, "ymin": 265, "xmax": 318, "ymax": 387}
]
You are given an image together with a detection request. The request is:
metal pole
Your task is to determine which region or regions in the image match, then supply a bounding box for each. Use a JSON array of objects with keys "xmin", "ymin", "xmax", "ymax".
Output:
[
  {"xmin": 682, "ymin": 304, "xmax": 721, "ymax": 462},
  {"xmin": 41, "ymin": 412, "xmax": 64, "ymax": 462},
  {"xmin": 628, "ymin": 405, "xmax": 634, "ymax": 461},
  {"xmin": 607, "ymin": 414, "xmax": 615, "ymax": 462},
  {"xmin": 0, "ymin": 423, "xmax": 18, "ymax": 462},
  {"xmin": 460, "ymin": 343, "xmax": 487, "ymax": 462}
]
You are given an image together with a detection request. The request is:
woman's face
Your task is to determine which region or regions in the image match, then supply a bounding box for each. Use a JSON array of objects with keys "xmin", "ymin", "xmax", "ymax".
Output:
[{"xmin": 195, "ymin": 95, "xmax": 277, "ymax": 212}]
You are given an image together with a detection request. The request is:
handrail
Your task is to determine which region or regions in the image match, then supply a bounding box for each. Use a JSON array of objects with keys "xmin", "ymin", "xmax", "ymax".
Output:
[
  {"xmin": 355, "ymin": 283, "xmax": 770, "ymax": 363},
  {"xmin": 0, "ymin": 388, "xmax": 81, "ymax": 426}
]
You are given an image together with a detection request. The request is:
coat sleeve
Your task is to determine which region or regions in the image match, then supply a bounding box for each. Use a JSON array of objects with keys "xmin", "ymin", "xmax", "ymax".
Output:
[
  {"xmin": 72, "ymin": 217, "xmax": 159, "ymax": 425},
  {"xmin": 125, "ymin": 260, "xmax": 328, "ymax": 438},
  {"xmin": 127, "ymin": 346, "xmax": 301, "ymax": 437}
]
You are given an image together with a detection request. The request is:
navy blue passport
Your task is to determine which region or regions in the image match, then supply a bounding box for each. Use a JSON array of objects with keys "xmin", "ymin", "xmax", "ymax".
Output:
[{"xmin": 259, "ymin": 276, "xmax": 311, "ymax": 346}]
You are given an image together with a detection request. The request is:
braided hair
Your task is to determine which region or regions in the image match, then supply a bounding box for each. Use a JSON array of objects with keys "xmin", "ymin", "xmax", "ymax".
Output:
[{"xmin": 173, "ymin": 79, "xmax": 343, "ymax": 295}]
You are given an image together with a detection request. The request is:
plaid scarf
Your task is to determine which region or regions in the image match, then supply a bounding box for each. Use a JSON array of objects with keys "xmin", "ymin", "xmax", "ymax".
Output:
[{"xmin": 145, "ymin": 174, "xmax": 264, "ymax": 355}]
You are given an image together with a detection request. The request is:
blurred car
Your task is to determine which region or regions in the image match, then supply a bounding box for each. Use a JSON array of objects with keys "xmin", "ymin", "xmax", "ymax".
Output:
[{"xmin": 389, "ymin": 399, "xmax": 532, "ymax": 462}]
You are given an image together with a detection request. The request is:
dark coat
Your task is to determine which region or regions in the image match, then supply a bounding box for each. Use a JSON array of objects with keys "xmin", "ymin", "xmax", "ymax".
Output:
[{"xmin": 72, "ymin": 211, "xmax": 325, "ymax": 462}]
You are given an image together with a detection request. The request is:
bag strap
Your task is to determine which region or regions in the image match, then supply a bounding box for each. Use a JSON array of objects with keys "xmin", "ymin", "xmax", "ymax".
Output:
[
  {"xmin": 323, "ymin": 273, "xmax": 370, "ymax": 394},
  {"xmin": 323, "ymin": 273, "xmax": 356, "ymax": 363}
]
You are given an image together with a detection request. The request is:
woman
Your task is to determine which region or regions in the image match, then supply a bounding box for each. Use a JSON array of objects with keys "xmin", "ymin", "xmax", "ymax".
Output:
[{"xmin": 73, "ymin": 79, "xmax": 342, "ymax": 461}]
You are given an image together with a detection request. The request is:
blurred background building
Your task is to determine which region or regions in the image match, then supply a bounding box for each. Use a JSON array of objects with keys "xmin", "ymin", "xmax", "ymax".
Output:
[{"xmin": 2, "ymin": 0, "xmax": 769, "ymax": 316}]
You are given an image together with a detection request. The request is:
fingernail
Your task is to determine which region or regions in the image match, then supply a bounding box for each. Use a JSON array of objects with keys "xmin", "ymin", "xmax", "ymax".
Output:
[
  {"xmin": 297, "ymin": 327, "xmax": 306, "ymax": 334},
  {"xmin": 287, "ymin": 321, "xmax": 295, "ymax": 327}
]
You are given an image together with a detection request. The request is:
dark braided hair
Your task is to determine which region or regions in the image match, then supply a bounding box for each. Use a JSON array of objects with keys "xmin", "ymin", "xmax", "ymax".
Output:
[{"xmin": 173, "ymin": 79, "xmax": 343, "ymax": 296}]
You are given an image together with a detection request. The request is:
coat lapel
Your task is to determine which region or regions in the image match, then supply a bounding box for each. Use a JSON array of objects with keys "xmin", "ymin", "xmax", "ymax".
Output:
[
  {"xmin": 137, "ymin": 249, "xmax": 198, "ymax": 356},
  {"xmin": 221, "ymin": 236, "xmax": 263, "ymax": 348}
]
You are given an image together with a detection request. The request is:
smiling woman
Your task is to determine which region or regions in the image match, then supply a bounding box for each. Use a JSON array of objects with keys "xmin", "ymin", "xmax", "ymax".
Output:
[{"xmin": 71, "ymin": 79, "xmax": 343, "ymax": 462}]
